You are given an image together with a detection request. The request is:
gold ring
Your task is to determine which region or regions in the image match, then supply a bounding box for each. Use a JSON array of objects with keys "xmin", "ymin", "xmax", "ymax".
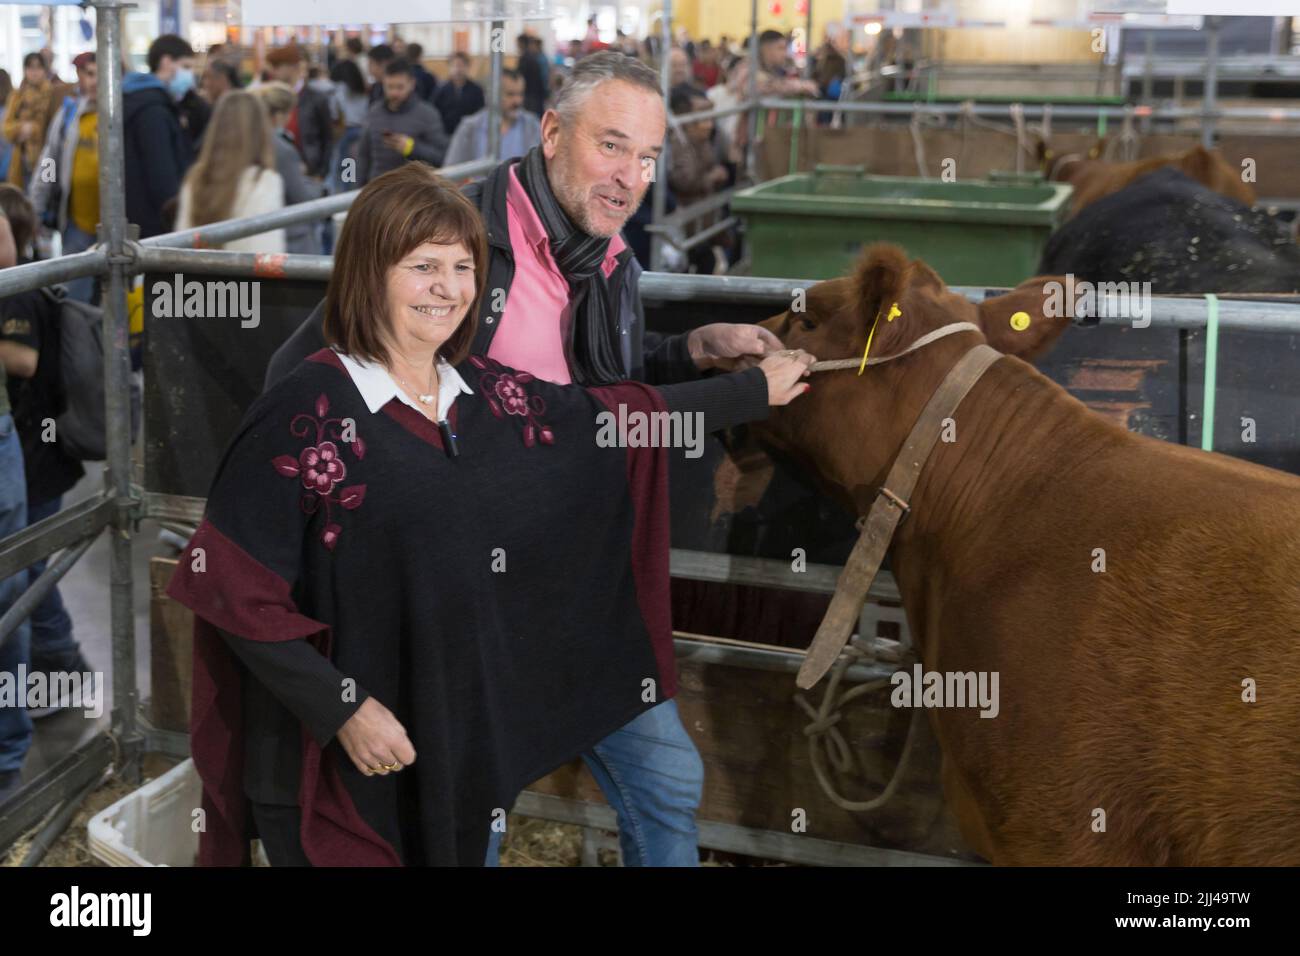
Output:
[
  {"xmin": 382, "ymin": 762, "xmax": 401, "ymax": 772},
  {"xmin": 368, "ymin": 764, "xmax": 387, "ymax": 775}
]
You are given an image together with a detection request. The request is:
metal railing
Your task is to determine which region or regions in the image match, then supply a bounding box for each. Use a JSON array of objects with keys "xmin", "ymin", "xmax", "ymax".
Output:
[{"xmin": 4, "ymin": 0, "xmax": 1300, "ymax": 864}]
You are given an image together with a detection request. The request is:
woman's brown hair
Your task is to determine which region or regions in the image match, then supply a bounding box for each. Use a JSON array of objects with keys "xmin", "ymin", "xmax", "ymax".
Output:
[
  {"xmin": 324, "ymin": 163, "xmax": 487, "ymax": 366},
  {"xmin": 182, "ymin": 90, "xmax": 277, "ymax": 228}
]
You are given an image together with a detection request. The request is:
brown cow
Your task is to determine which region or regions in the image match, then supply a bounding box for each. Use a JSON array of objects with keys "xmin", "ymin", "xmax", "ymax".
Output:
[
  {"xmin": 1050, "ymin": 145, "xmax": 1256, "ymax": 215},
  {"xmin": 752, "ymin": 243, "xmax": 1300, "ymax": 865}
]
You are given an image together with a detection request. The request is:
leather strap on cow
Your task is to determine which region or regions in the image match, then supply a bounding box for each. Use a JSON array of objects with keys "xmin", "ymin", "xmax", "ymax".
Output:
[{"xmin": 796, "ymin": 343, "xmax": 1004, "ymax": 690}]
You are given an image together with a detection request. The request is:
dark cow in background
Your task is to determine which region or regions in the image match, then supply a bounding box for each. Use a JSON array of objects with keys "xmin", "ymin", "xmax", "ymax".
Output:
[
  {"xmin": 749, "ymin": 244, "xmax": 1300, "ymax": 865},
  {"xmin": 1046, "ymin": 144, "xmax": 1256, "ymax": 216},
  {"xmin": 1040, "ymin": 166, "xmax": 1300, "ymax": 293}
]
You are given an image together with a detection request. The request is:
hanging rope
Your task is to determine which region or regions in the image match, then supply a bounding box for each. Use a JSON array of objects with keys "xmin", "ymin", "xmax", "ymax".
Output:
[
  {"xmin": 1104, "ymin": 105, "xmax": 1140, "ymax": 163},
  {"xmin": 956, "ymin": 101, "xmax": 1036, "ymax": 175},
  {"xmin": 1009, "ymin": 102, "xmax": 1028, "ymax": 173},
  {"xmin": 1025, "ymin": 103, "xmax": 1053, "ymax": 175},
  {"xmin": 793, "ymin": 642, "xmax": 925, "ymax": 812},
  {"xmin": 909, "ymin": 104, "xmax": 945, "ymax": 178}
]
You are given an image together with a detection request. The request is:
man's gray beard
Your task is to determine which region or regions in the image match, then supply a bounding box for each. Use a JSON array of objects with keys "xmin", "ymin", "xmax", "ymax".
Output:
[{"xmin": 548, "ymin": 155, "xmax": 644, "ymax": 239}]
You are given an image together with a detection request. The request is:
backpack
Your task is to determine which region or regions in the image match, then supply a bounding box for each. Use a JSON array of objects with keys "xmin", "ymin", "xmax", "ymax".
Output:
[{"xmin": 39, "ymin": 286, "xmax": 141, "ymax": 461}]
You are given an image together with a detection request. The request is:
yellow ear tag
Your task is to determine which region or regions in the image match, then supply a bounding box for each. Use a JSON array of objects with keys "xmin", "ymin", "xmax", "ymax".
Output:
[
  {"xmin": 1009, "ymin": 311, "xmax": 1031, "ymax": 332},
  {"xmin": 858, "ymin": 302, "xmax": 902, "ymax": 375}
]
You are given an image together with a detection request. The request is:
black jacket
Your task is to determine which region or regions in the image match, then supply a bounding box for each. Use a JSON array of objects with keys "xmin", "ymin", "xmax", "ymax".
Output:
[
  {"xmin": 122, "ymin": 73, "xmax": 193, "ymax": 238},
  {"xmin": 432, "ymin": 79, "xmax": 485, "ymax": 136},
  {"xmin": 296, "ymin": 85, "xmax": 335, "ymax": 179},
  {"xmin": 177, "ymin": 89, "xmax": 211, "ymax": 150},
  {"xmin": 413, "ymin": 64, "xmax": 438, "ymax": 103},
  {"xmin": 518, "ymin": 50, "xmax": 547, "ymax": 117}
]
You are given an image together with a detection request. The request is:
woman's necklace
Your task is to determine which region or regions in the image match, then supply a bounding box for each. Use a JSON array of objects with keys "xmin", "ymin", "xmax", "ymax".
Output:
[{"xmin": 389, "ymin": 361, "xmax": 439, "ymax": 408}]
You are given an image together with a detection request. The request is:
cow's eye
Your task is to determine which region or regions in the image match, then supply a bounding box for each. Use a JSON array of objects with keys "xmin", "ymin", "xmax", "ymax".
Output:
[{"xmin": 799, "ymin": 317, "xmax": 816, "ymax": 331}]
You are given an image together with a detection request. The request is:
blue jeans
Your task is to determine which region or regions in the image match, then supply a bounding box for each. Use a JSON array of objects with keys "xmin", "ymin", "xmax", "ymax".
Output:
[
  {"xmin": 0, "ymin": 413, "xmax": 31, "ymax": 774},
  {"xmin": 486, "ymin": 698, "xmax": 703, "ymax": 866},
  {"xmin": 60, "ymin": 223, "xmax": 98, "ymax": 304},
  {"xmin": 24, "ymin": 496, "xmax": 77, "ymax": 667}
]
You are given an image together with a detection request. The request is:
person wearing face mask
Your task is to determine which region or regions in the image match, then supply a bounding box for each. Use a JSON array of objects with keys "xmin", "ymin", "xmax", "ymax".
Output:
[{"xmin": 122, "ymin": 35, "xmax": 196, "ymax": 238}]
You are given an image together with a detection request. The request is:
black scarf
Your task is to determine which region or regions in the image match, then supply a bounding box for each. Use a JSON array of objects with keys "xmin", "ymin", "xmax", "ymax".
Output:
[{"xmin": 513, "ymin": 146, "xmax": 625, "ymax": 385}]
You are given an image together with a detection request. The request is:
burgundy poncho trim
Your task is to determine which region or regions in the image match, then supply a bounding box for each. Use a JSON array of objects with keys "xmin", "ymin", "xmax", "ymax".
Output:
[{"xmin": 167, "ymin": 518, "xmax": 401, "ymax": 866}]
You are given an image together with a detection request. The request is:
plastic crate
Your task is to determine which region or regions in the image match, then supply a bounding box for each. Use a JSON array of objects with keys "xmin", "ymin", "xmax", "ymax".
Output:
[
  {"xmin": 731, "ymin": 167, "xmax": 1072, "ymax": 285},
  {"xmin": 88, "ymin": 758, "xmax": 201, "ymax": 867}
]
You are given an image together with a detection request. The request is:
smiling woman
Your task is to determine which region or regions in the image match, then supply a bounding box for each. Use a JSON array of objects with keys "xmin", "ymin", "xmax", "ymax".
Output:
[
  {"xmin": 324, "ymin": 165, "xmax": 487, "ymax": 377},
  {"xmin": 165, "ymin": 161, "xmax": 816, "ymax": 866}
]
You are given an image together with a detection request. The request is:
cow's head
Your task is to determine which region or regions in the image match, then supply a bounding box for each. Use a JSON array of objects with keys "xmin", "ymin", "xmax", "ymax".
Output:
[{"xmin": 754, "ymin": 244, "xmax": 1072, "ymax": 514}]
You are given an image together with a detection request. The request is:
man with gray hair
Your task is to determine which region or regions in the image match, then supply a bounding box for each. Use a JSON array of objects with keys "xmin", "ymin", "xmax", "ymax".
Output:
[{"xmin": 267, "ymin": 50, "xmax": 783, "ymax": 865}]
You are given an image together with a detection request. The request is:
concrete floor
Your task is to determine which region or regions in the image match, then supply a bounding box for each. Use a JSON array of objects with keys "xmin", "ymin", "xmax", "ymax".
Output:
[{"xmin": 16, "ymin": 461, "xmax": 167, "ymax": 788}]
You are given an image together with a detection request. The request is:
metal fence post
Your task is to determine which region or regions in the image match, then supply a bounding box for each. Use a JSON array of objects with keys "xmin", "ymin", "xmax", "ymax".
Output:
[
  {"xmin": 488, "ymin": 0, "xmax": 504, "ymax": 162},
  {"xmin": 94, "ymin": 0, "xmax": 143, "ymax": 783},
  {"xmin": 748, "ymin": 0, "xmax": 760, "ymax": 150},
  {"xmin": 650, "ymin": 0, "xmax": 672, "ymax": 274},
  {"xmin": 1202, "ymin": 16, "xmax": 1221, "ymax": 149}
]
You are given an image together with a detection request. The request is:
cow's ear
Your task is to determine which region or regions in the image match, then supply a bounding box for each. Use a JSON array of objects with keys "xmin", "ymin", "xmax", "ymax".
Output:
[
  {"xmin": 850, "ymin": 243, "xmax": 913, "ymax": 354},
  {"xmin": 976, "ymin": 276, "xmax": 1072, "ymax": 361},
  {"xmin": 1179, "ymin": 145, "xmax": 1217, "ymax": 181}
]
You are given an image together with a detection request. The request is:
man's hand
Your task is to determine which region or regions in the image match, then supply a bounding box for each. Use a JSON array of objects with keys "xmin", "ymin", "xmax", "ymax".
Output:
[
  {"xmin": 337, "ymin": 696, "xmax": 416, "ymax": 776},
  {"xmin": 687, "ymin": 322, "xmax": 785, "ymax": 372},
  {"xmin": 381, "ymin": 131, "xmax": 414, "ymax": 156}
]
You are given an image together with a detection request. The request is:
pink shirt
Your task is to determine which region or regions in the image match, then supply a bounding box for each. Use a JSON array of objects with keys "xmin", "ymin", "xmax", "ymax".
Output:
[{"xmin": 488, "ymin": 164, "xmax": 626, "ymax": 385}]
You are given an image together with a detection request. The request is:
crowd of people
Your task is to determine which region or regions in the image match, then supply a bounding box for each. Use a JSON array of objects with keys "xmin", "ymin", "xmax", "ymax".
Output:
[
  {"xmin": 0, "ymin": 25, "xmax": 843, "ymax": 818},
  {"xmin": 0, "ymin": 25, "xmax": 848, "ymax": 273}
]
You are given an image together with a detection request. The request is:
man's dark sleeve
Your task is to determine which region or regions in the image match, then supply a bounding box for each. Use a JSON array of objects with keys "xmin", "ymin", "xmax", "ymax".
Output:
[
  {"xmin": 470, "ymin": 84, "xmax": 486, "ymax": 114},
  {"xmin": 642, "ymin": 330, "xmax": 703, "ymax": 386},
  {"xmin": 409, "ymin": 107, "xmax": 449, "ymax": 168},
  {"xmin": 295, "ymin": 92, "xmax": 325, "ymax": 178},
  {"xmin": 218, "ymin": 627, "xmax": 368, "ymax": 747},
  {"xmin": 657, "ymin": 366, "xmax": 769, "ymax": 434},
  {"xmin": 138, "ymin": 109, "xmax": 188, "ymax": 215},
  {"xmin": 306, "ymin": 93, "xmax": 334, "ymax": 177},
  {"xmin": 264, "ymin": 301, "xmax": 327, "ymax": 389}
]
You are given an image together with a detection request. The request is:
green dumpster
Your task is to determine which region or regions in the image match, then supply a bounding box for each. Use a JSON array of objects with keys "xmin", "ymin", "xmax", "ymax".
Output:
[{"xmin": 731, "ymin": 167, "xmax": 1073, "ymax": 286}]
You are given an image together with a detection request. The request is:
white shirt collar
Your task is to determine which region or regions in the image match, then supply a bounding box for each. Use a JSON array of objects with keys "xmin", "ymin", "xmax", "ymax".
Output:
[{"xmin": 334, "ymin": 349, "xmax": 473, "ymax": 421}]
